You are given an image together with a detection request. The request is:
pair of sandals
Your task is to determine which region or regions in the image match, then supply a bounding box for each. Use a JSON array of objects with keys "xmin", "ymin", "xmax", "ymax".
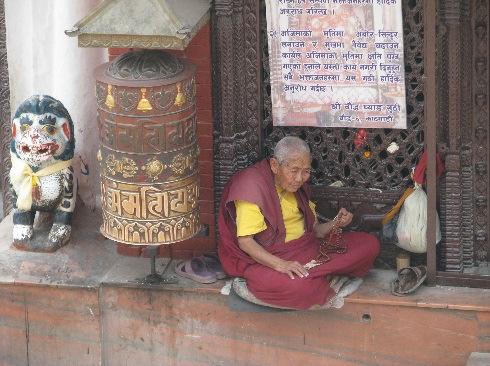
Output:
[
  {"xmin": 174, "ymin": 253, "xmax": 226, "ymax": 284},
  {"xmin": 391, "ymin": 265, "xmax": 427, "ymax": 296}
]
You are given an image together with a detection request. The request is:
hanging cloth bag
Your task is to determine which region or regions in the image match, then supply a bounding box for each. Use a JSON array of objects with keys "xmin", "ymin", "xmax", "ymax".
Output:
[{"xmin": 394, "ymin": 151, "xmax": 444, "ymax": 253}]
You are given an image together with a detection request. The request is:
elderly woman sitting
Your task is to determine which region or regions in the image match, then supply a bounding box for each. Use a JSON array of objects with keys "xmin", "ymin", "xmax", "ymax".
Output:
[{"xmin": 218, "ymin": 136, "xmax": 380, "ymax": 310}]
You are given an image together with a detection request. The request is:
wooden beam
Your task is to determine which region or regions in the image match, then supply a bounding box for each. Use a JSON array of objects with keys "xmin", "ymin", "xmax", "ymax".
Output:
[
  {"xmin": 437, "ymin": 272, "xmax": 490, "ymax": 289},
  {"xmin": 424, "ymin": 0, "xmax": 438, "ymax": 285}
]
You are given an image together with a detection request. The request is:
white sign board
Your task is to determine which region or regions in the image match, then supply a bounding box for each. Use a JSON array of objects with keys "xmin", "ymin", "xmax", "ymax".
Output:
[{"xmin": 265, "ymin": 0, "xmax": 407, "ymax": 128}]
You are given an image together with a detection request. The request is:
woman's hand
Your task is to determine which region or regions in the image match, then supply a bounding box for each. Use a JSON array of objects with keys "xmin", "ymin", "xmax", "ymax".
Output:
[
  {"xmin": 336, "ymin": 207, "xmax": 353, "ymax": 228},
  {"xmin": 237, "ymin": 236, "xmax": 309, "ymax": 279},
  {"xmin": 273, "ymin": 259, "xmax": 309, "ymax": 280}
]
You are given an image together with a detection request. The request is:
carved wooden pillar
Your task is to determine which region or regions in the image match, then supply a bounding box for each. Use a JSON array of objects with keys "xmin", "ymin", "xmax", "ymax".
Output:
[
  {"xmin": 439, "ymin": 0, "xmax": 464, "ymax": 272},
  {"xmin": 0, "ymin": 0, "xmax": 11, "ymax": 217},
  {"xmin": 213, "ymin": 0, "xmax": 237, "ymax": 205},
  {"xmin": 212, "ymin": 0, "xmax": 262, "ymax": 213},
  {"xmin": 472, "ymin": 0, "xmax": 489, "ymax": 265},
  {"xmin": 459, "ymin": 2, "xmax": 474, "ymax": 268}
]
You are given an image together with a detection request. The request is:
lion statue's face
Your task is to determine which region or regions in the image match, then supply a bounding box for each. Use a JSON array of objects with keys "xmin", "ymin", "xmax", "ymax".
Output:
[{"xmin": 11, "ymin": 96, "xmax": 75, "ymax": 169}]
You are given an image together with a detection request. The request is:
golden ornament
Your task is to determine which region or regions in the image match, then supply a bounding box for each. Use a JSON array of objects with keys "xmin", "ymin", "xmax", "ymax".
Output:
[
  {"xmin": 137, "ymin": 88, "xmax": 153, "ymax": 111},
  {"xmin": 142, "ymin": 158, "xmax": 165, "ymax": 181},
  {"xmin": 174, "ymin": 82, "xmax": 186, "ymax": 107},
  {"xmin": 105, "ymin": 85, "xmax": 115, "ymax": 109}
]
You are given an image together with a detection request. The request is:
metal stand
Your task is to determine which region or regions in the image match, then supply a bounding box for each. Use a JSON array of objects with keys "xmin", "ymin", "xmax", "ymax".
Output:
[
  {"xmin": 137, "ymin": 246, "xmax": 178, "ymax": 285},
  {"xmin": 135, "ymin": 224, "xmax": 209, "ymax": 285}
]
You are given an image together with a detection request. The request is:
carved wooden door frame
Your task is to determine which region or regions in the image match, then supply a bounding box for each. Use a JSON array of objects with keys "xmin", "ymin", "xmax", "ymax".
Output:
[
  {"xmin": 0, "ymin": 0, "xmax": 11, "ymax": 218},
  {"xmin": 212, "ymin": 1, "xmax": 420, "ymax": 253},
  {"xmin": 434, "ymin": 0, "xmax": 490, "ymax": 287},
  {"xmin": 212, "ymin": 0, "xmax": 490, "ymax": 287}
]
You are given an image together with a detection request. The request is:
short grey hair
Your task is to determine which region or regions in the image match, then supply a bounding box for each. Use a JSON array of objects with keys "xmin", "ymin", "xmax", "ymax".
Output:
[{"xmin": 273, "ymin": 136, "xmax": 310, "ymax": 165}]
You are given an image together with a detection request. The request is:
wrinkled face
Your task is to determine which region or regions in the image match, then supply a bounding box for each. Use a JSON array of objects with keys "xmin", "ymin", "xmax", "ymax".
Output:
[
  {"xmin": 12, "ymin": 112, "xmax": 71, "ymax": 168},
  {"xmin": 270, "ymin": 152, "xmax": 312, "ymax": 192}
]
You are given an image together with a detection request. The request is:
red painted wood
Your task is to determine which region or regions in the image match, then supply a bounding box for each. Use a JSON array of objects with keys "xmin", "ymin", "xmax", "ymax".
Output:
[
  {"xmin": 97, "ymin": 287, "xmax": 483, "ymax": 366},
  {"xmin": 0, "ymin": 285, "xmax": 101, "ymax": 365},
  {"xmin": 0, "ymin": 277, "xmax": 488, "ymax": 365},
  {"xmin": 477, "ymin": 312, "xmax": 490, "ymax": 353},
  {"xmin": 0, "ymin": 287, "xmax": 28, "ymax": 366}
]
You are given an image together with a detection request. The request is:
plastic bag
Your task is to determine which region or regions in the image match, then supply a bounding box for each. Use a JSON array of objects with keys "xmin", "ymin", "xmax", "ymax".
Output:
[{"xmin": 395, "ymin": 183, "xmax": 441, "ymax": 253}]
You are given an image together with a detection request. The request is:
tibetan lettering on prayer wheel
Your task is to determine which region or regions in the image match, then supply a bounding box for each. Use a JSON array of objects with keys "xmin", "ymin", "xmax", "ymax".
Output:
[{"xmin": 95, "ymin": 50, "xmax": 200, "ymax": 245}]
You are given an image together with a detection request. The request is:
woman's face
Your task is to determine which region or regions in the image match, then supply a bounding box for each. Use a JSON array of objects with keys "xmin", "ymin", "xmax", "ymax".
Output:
[{"xmin": 270, "ymin": 152, "xmax": 312, "ymax": 192}]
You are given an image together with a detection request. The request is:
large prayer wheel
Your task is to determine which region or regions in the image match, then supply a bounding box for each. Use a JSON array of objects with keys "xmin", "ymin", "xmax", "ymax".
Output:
[{"xmin": 95, "ymin": 50, "xmax": 200, "ymax": 245}]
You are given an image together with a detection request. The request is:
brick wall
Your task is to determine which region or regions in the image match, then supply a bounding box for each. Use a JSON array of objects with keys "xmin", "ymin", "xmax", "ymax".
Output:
[{"xmin": 108, "ymin": 23, "xmax": 216, "ymax": 258}]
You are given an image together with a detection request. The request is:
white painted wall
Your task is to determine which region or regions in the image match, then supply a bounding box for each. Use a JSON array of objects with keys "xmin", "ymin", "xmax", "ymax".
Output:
[{"xmin": 5, "ymin": 0, "xmax": 107, "ymax": 201}]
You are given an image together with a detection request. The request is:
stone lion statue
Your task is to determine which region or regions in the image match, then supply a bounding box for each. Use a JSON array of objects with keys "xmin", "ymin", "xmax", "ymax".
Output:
[{"xmin": 9, "ymin": 95, "xmax": 76, "ymax": 252}]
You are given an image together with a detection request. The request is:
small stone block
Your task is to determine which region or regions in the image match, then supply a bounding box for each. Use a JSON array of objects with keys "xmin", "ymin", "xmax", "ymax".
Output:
[{"xmin": 466, "ymin": 352, "xmax": 490, "ymax": 366}]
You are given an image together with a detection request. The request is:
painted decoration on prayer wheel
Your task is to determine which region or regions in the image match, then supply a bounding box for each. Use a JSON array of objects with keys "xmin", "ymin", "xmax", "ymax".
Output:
[{"xmin": 95, "ymin": 50, "xmax": 200, "ymax": 245}]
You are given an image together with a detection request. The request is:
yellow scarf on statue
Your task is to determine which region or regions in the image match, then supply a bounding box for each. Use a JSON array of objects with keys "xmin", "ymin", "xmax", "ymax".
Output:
[{"xmin": 9, "ymin": 152, "xmax": 72, "ymax": 211}]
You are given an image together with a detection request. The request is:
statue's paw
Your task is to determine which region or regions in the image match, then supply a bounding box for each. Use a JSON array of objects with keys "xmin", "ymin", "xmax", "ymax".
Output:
[
  {"xmin": 13, "ymin": 225, "xmax": 34, "ymax": 241},
  {"xmin": 47, "ymin": 223, "xmax": 72, "ymax": 252},
  {"xmin": 12, "ymin": 225, "xmax": 34, "ymax": 250}
]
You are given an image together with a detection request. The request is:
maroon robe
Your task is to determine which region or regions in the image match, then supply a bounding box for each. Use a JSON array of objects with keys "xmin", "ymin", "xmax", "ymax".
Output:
[{"xmin": 218, "ymin": 159, "xmax": 380, "ymax": 309}]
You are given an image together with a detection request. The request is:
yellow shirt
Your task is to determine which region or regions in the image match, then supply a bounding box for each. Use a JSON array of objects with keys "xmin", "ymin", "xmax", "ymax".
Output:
[{"xmin": 235, "ymin": 187, "xmax": 316, "ymax": 243}]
